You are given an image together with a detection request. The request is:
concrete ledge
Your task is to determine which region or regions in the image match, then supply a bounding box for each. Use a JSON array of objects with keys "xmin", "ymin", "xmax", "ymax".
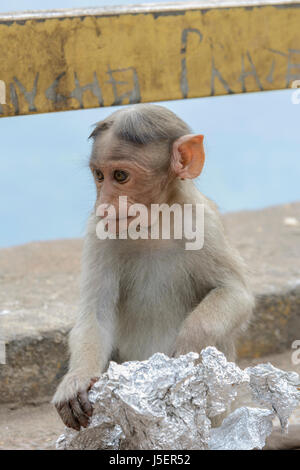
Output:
[
  {"xmin": 0, "ymin": 202, "xmax": 300, "ymax": 403},
  {"xmin": 223, "ymin": 202, "xmax": 300, "ymax": 358},
  {"xmin": 0, "ymin": 240, "xmax": 79, "ymax": 403}
]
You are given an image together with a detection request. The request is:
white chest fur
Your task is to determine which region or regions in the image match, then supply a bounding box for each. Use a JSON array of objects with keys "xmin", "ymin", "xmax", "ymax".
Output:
[{"xmin": 115, "ymin": 244, "xmax": 204, "ymax": 361}]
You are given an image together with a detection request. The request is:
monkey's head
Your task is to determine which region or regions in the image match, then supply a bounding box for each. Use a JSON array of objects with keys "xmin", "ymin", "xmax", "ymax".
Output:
[{"xmin": 89, "ymin": 104, "xmax": 205, "ymax": 220}]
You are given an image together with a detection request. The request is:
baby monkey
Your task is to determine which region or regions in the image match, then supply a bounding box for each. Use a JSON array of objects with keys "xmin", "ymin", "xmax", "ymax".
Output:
[{"xmin": 53, "ymin": 104, "xmax": 254, "ymax": 431}]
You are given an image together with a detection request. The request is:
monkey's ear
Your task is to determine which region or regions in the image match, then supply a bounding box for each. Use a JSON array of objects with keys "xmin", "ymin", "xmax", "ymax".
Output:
[
  {"xmin": 89, "ymin": 120, "xmax": 111, "ymax": 140},
  {"xmin": 172, "ymin": 134, "xmax": 205, "ymax": 179}
]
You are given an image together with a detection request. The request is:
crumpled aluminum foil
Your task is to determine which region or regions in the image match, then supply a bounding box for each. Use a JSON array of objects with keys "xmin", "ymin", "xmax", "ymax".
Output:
[
  {"xmin": 56, "ymin": 347, "xmax": 300, "ymax": 450},
  {"xmin": 245, "ymin": 363, "xmax": 300, "ymax": 431},
  {"xmin": 209, "ymin": 407, "xmax": 274, "ymax": 450},
  {"xmin": 201, "ymin": 347, "xmax": 248, "ymax": 418}
]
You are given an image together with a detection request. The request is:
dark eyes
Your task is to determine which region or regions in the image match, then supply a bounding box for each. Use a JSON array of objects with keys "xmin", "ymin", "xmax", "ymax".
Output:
[
  {"xmin": 94, "ymin": 169, "xmax": 104, "ymax": 182},
  {"xmin": 93, "ymin": 169, "xmax": 129, "ymax": 184},
  {"xmin": 113, "ymin": 170, "xmax": 129, "ymax": 183}
]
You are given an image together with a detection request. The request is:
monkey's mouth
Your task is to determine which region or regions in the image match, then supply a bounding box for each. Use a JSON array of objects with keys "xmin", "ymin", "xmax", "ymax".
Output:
[{"xmin": 101, "ymin": 216, "xmax": 135, "ymax": 222}]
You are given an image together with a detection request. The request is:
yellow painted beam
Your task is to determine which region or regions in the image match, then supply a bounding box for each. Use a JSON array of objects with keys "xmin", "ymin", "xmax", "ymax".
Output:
[{"xmin": 0, "ymin": 2, "xmax": 300, "ymax": 117}]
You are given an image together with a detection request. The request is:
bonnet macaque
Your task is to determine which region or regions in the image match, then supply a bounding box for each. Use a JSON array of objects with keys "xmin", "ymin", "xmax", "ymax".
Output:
[{"xmin": 54, "ymin": 104, "xmax": 293, "ymax": 445}]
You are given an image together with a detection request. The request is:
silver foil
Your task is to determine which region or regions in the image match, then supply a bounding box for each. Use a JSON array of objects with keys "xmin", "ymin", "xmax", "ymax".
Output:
[
  {"xmin": 245, "ymin": 363, "xmax": 300, "ymax": 431},
  {"xmin": 56, "ymin": 347, "xmax": 300, "ymax": 450},
  {"xmin": 209, "ymin": 407, "xmax": 274, "ymax": 450}
]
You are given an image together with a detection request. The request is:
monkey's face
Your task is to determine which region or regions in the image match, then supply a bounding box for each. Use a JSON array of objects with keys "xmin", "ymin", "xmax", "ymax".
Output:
[
  {"xmin": 89, "ymin": 128, "xmax": 205, "ymax": 228},
  {"xmin": 90, "ymin": 132, "xmax": 173, "ymax": 224},
  {"xmin": 91, "ymin": 158, "xmax": 170, "ymax": 221}
]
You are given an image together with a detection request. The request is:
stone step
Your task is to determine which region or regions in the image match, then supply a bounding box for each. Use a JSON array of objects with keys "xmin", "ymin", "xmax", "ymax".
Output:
[{"xmin": 0, "ymin": 203, "xmax": 299, "ymax": 403}]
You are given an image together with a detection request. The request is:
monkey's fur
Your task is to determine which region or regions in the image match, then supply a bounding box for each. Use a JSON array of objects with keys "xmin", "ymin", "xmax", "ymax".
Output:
[{"xmin": 52, "ymin": 105, "xmax": 299, "ymax": 449}]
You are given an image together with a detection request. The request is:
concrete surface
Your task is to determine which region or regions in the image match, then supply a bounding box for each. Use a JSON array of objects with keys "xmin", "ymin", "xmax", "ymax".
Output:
[
  {"xmin": 0, "ymin": 202, "xmax": 299, "ymax": 403},
  {"xmin": 223, "ymin": 202, "xmax": 300, "ymax": 357}
]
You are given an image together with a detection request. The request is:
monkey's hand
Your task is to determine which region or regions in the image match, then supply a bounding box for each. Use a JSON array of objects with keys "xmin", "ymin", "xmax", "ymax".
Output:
[
  {"xmin": 52, "ymin": 372, "xmax": 99, "ymax": 431},
  {"xmin": 171, "ymin": 318, "xmax": 214, "ymax": 357}
]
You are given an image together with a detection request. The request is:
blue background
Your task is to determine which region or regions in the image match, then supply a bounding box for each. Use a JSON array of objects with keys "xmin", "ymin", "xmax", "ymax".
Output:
[{"xmin": 0, "ymin": 1, "xmax": 299, "ymax": 247}]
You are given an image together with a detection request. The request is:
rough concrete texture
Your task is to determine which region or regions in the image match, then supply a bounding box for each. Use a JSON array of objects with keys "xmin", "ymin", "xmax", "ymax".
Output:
[
  {"xmin": 223, "ymin": 202, "xmax": 300, "ymax": 358},
  {"xmin": 0, "ymin": 202, "xmax": 299, "ymax": 404}
]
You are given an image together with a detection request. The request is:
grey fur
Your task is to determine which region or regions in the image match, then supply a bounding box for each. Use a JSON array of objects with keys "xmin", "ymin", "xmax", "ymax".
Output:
[{"xmin": 89, "ymin": 104, "xmax": 191, "ymax": 145}]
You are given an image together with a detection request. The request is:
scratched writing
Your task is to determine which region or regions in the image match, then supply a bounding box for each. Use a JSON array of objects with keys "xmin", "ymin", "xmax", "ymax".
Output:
[
  {"xmin": 180, "ymin": 27, "xmax": 300, "ymax": 98},
  {"xmin": 1, "ymin": 66, "xmax": 140, "ymax": 115},
  {"xmin": 1, "ymin": 41, "xmax": 300, "ymax": 115},
  {"xmin": 180, "ymin": 28, "xmax": 203, "ymax": 99},
  {"xmin": 70, "ymin": 72, "xmax": 103, "ymax": 108},
  {"xmin": 238, "ymin": 51, "xmax": 263, "ymax": 93},
  {"xmin": 106, "ymin": 66, "xmax": 141, "ymax": 106},
  {"xmin": 268, "ymin": 49, "xmax": 300, "ymax": 86},
  {"xmin": 211, "ymin": 56, "xmax": 233, "ymax": 96}
]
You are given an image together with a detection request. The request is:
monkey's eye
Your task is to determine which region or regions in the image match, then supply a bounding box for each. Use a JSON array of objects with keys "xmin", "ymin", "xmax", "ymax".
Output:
[
  {"xmin": 94, "ymin": 169, "xmax": 104, "ymax": 182},
  {"xmin": 114, "ymin": 170, "xmax": 129, "ymax": 183}
]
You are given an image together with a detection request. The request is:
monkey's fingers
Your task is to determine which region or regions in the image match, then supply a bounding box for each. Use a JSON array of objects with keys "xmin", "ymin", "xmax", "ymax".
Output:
[
  {"xmin": 69, "ymin": 397, "xmax": 90, "ymax": 428},
  {"xmin": 56, "ymin": 401, "xmax": 81, "ymax": 431},
  {"xmin": 78, "ymin": 389, "xmax": 94, "ymax": 418},
  {"xmin": 88, "ymin": 376, "xmax": 100, "ymax": 390}
]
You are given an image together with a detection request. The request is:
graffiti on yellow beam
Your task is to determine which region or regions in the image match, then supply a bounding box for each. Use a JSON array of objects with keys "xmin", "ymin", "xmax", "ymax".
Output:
[{"xmin": 0, "ymin": 3, "xmax": 300, "ymax": 117}]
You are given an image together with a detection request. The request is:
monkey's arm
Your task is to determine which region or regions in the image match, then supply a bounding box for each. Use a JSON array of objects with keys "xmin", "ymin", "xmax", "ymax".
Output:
[
  {"xmin": 173, "ymin": 279, "xmax": 253, "ymax": 360},
  {"xmin": 52, "ymin": 224, "xmax": 118, "ymax": 430},
  {"xmin": 174, "ymin": 205, "xmax": 254, "ymax": 360},
  {"xmin": 52, "ymin": 312, "xmax": 112, "ymax": 430}
]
